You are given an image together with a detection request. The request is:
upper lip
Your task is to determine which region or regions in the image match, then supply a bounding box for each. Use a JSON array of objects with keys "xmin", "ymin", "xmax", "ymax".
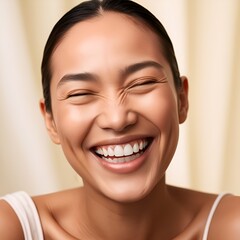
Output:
[{"xmin": 89, "ymin": 135, "xmax": 154, "ymax": 149}]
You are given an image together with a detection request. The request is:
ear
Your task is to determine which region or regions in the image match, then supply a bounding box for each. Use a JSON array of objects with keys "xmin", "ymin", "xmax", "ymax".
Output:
[
  {"xmin": 178, "ymin": 76, "xmax": 189, "ymax": 124},
  {"xmin": 39, "ymin": 99, "xmax": 60, "ymax": 144}
]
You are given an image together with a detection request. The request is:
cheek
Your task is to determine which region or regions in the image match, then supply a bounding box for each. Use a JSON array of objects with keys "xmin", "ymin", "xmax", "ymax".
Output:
[
  {"xmin": 132, "ymin": 86, "xmax": 180, "ymax": 173},
  {"xmin": 140, "ymin": 89, "xmax": 179, "ymax": 184},
  {"xmin": 53, "ymin": 104, "xmax": 96, "ymax": 146},
  {"xmin": 52, "ymin": 104, "xmax": 100, "ymax": 177},
  {"xmin": 131, "ymin": 87, "xmax": 179, "ymax": 130}
]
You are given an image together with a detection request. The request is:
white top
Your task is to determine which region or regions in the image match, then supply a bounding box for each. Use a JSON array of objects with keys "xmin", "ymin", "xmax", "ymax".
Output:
[
  {"xmin": 1, "ymin": 191, "xmax": 43, "ymax": 240},
  {"xmin": 1, "ymin": 191, "xmax": 228, "ymax": 240}
]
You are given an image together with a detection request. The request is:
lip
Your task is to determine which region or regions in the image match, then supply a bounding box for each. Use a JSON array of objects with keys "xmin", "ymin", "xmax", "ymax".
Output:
[{"xmin": 92, "ymin": 137, "xmax": 153, "ymax": 174}]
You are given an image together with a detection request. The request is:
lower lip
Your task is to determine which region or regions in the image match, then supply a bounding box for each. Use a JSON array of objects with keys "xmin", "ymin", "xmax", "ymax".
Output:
[{"xmin": 96, "ymin": 144, "xmax": 152, "ymax": 174}]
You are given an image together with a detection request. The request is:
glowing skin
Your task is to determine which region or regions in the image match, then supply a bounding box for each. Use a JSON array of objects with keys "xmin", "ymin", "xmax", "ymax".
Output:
[{"xmin": 41, "ymin": 12, "xmax": 188, "ymax": 203}]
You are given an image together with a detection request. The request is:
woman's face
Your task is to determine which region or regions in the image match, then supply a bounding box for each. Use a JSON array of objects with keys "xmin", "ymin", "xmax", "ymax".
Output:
[{"xmin": 41, "ymin": 12, "xmax": 188, "ymax": 202}]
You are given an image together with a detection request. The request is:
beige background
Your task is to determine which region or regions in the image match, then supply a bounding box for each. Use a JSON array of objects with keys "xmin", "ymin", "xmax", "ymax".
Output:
[{"xmin": 0, "ymin": 0, "xmax": 239, "ymax": 196}]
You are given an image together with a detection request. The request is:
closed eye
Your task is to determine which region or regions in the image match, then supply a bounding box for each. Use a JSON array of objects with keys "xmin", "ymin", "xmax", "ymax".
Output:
[
  {"xmin": 62, "ymin": 90, "xmax": 97, "ymax": 105},
  {"xmin": 66, "ymin": 91, "xmax": 94, "ymax": 98},
  {"xmin": 67, "ymin": 93, "xmax": 91, "ymax": 98},
  {"xmin": 135, "ymin": 80, "xmax": 158, "ymax": 86},
  {"xmin": 129, "ymin": 78, "xmax": 164, "ymax": 89}
]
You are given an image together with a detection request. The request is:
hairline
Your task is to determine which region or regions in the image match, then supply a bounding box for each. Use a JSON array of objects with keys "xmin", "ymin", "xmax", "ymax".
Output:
[{"xmin": 49, "ymin": 10, "xmax": 170, "ymax": 87}]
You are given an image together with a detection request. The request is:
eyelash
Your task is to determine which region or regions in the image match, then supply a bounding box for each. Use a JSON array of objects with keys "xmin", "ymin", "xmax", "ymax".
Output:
[
  {"xmin": 129, "ymin": 79, "xmax": 158, "ymax": 89},
  {"xmin": 67, "ymin": 92, "xmax": 92, "ymax": 98}
]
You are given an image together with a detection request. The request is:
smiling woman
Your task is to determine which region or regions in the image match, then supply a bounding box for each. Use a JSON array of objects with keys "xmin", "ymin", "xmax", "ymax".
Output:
[{"xmin": 0, "ymin": 0, "xmax": 240, "ymax": 239}]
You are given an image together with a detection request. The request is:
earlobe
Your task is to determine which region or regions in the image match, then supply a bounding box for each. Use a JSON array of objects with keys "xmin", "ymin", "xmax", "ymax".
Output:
[
  {"xmin": 178, "ymin": 76, "xmax": 189, "ymax": 124},
  {"xmin": 39, "ymin": 99, "xmax": 60, "ymax": 144}
]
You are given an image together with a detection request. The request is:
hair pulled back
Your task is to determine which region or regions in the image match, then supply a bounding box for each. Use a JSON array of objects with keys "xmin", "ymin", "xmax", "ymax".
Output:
[{"xmin": 41, "ymin": 0, "xmax": 181, "ymax": 112}]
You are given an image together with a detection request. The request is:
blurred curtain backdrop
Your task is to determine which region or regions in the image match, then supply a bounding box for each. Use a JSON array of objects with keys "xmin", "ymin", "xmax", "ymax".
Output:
[{"xmin": 0, "ymin": 0, "xmax": 239, "ymax": 196}]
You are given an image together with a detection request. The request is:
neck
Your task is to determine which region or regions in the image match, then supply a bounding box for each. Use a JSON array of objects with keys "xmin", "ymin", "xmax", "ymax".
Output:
[{"xmin": 81, "ymin": 180, "xmax": 185, "ymax": 240}]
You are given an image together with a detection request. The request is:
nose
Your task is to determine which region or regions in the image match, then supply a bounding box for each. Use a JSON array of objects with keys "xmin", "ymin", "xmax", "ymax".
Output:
[{"xmin": 96, "ymin": 102, "xmax": 137, "ymax": 132}]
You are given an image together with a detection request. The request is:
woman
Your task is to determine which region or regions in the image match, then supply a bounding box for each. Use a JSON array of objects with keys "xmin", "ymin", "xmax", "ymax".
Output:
[{"xmin": 1, "ymin": 0, "xmax": 240, "ymax": 239}]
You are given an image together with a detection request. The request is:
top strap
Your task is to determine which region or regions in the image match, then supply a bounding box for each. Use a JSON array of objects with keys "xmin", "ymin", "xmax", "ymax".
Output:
[
  {"xmin": 1, "ymin": 191, "xmax": 43, "ymax": 240},
  {"xmin": 202, "ymin": 193, "xmax": 229, "ymax": 240}
]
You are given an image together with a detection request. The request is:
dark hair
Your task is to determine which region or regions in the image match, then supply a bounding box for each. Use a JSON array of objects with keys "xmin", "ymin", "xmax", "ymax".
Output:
[{"xmin": 41, "ymin": 0, "xmax": 182, "ymax": 112}]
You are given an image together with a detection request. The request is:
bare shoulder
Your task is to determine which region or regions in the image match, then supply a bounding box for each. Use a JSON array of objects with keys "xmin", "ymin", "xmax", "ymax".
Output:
[
  {"xmin": 167, "ymin": 186, "xmax": 239, "ymax": 239},
  {"xmin": 32, "ymin": 187, "xmax": 84, "ymax": 239},
  {"xmin": 209, "ymin": 194, "xmax": 240, "ymax": 239},
  {"xmin": 33, "ymin": 187, "xmax": 83, "ymax": 213},
  {"xmin": 0, "ymin": 199, "xmax": 24, "ymax": 240}
]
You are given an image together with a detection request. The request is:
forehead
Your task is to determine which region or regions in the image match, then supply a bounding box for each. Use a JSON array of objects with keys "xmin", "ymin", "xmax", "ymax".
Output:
[
  {"xmin": 58, "ymin": 11, "xmax": 160, "ymax": 47},
  {"xmin": 51, "ymin": 12, "xmax": 168, "ymax": 78}
]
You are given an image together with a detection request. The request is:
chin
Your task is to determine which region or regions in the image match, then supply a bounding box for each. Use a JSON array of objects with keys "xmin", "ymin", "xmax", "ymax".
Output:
[
  {"xmin": 106, "ymin": 189, "xmax": 150, "ymax": 204},
  {"xmin": 98, "ymin": 176, "xmax": 159, "ymax": 203}
]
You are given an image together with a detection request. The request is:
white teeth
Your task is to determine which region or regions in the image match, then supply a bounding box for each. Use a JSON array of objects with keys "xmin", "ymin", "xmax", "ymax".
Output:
[
  {"xmin": 95, "ymin": 139, "xmax": 150, "ymax": 158},
  {"xmin": 95, "ymin": 148, "xmax": 103, "ymax": 155},
  {"xmin": 107, "ymin": 147, "xmax": 115, "ymax": 156},
  {"xmin": 124, "ymin": 144, "xmax": 133, "ymax": 156},
  {"xmin": 114, "ymin": 145, "xmax": 124, "ymax": 157},
  {"xmin": 133, "ymin": 143, "xmax": 139, "ymax": 153},
  {"xmin": 103, "ymin": 148, "xmax": 108, "ymax": 157}
]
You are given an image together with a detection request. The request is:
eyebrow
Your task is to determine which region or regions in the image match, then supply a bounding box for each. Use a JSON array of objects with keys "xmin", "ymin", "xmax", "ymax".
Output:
[
  {"xmin": 123, "ymin": 60, "xmax": 163, "ymax": 77},
  {"xmin": 57, "ymin": 72, "xmax": 97, "ymax": 88},
  {"xmin": 57, "ymin": 60, "xmax": 163, "ymax": 87}
]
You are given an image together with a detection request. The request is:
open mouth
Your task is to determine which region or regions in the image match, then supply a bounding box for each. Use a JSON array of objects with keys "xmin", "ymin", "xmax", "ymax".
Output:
[{"xmin": 92, "ymin": 137, "xmax": 153, "ymax": 164}]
